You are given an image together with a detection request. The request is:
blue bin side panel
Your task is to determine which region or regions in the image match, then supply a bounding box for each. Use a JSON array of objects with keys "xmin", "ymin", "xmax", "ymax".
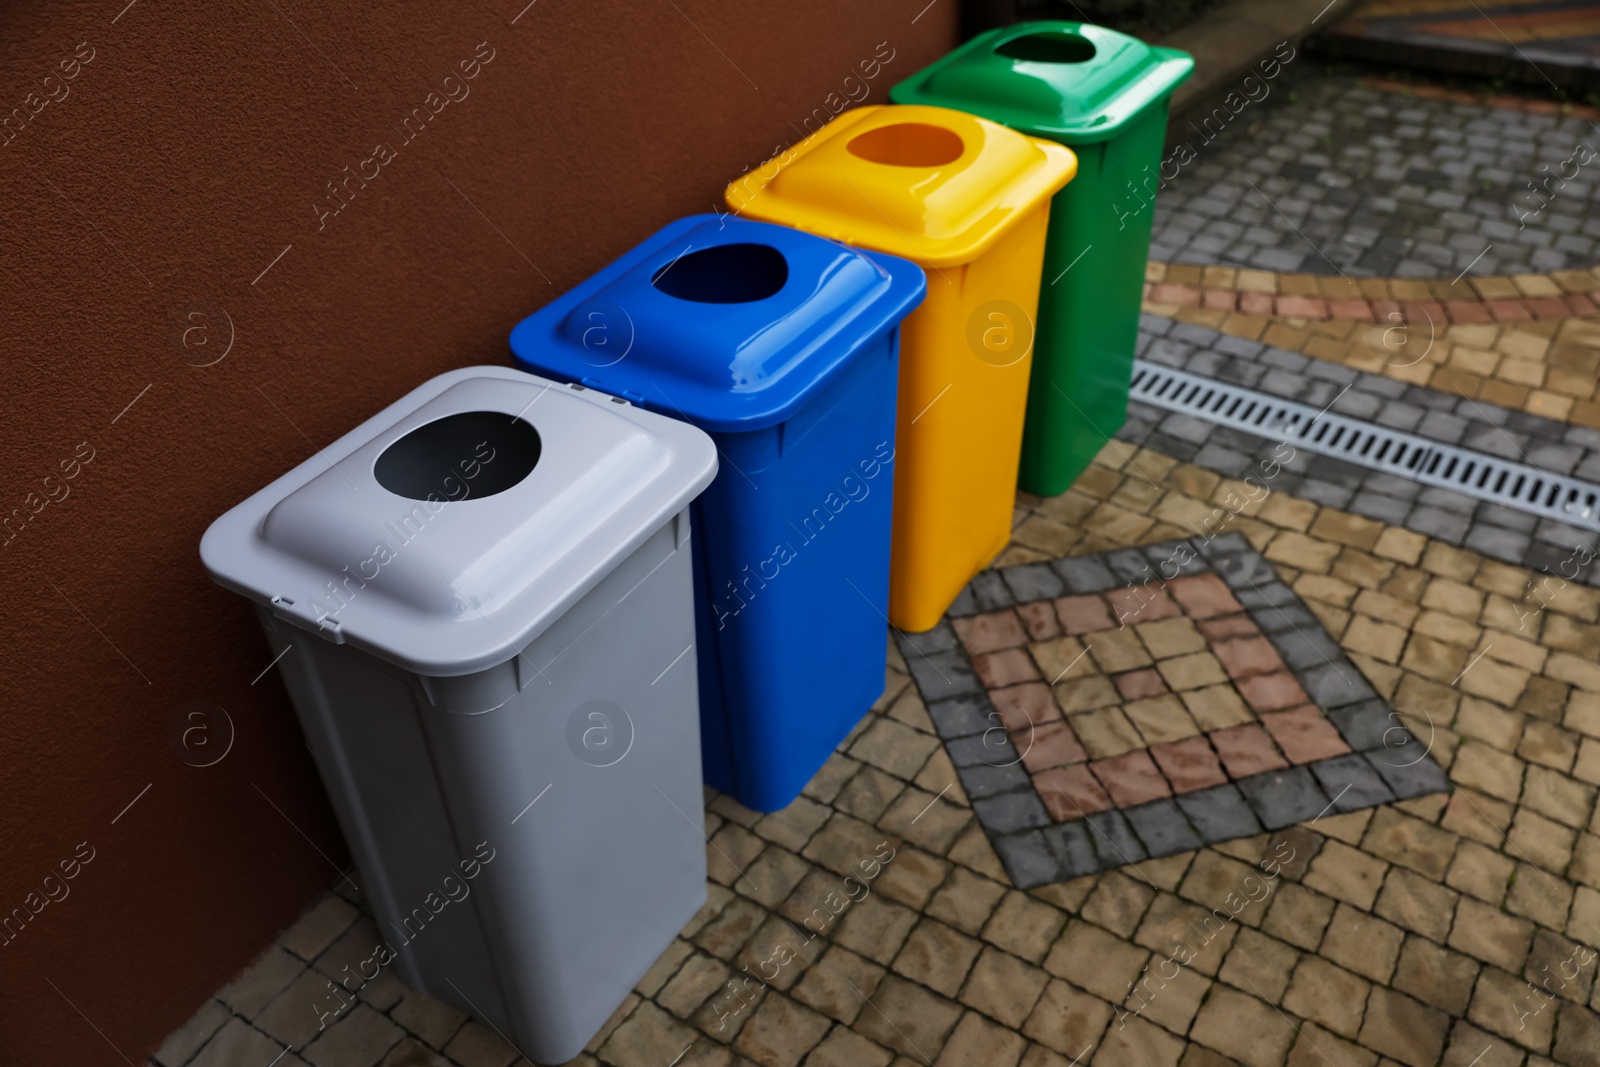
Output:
[{"xmin": 691, "ymin": 331, "xmax": 900, "ymax": 811}]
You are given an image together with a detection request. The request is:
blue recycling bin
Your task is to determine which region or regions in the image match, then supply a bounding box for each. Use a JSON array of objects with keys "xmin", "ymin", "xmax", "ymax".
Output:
[{"xmin": 510, "ymin": 215, "xmax": 925, "ymax": 810}]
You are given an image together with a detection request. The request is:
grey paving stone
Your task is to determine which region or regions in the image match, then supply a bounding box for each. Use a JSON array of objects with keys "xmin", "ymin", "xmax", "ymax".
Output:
[
  {"xmin": 1192, "ymin": 443, "xmax": 1256, "ymax": 479},
  {"xmin": 946, "ymin": 732, "xmax": 1017, "ymax": 769},
  {"xmin": 1347, "ymin": 491, "xmax": 1413, "ymax": 526},
  {"xmin": 973, "ymin": 790, "xmax": 1052, "ymax": 834},
  {"xmin": 906, "ymin": 651, "xmax": 981, "ymax": 704},
  {"xmin": 1293, "ymin": 480, "xmax": 1355, "ymax": 509},
  {"xmin": 1144, "ymin": 540, "xmax": 1209, "ymax": 578},
  {"xmin": 1176, "ymin": 784, "xmax": 1263, "ymax": 842},
  {"xmin": 1159, "ymin": 414, "xmax": 1218, "ymax": 446},
  {"xmin": 1123, "ymin": 799, "xmax": 1204, "ymax": 859},
  {"xmin": 899, "ymin": 623, "xmax": 958, "ymax": 657},
  {"xmin": 1298, "ymin": 660, "xmax": 1377, "ymax": 709},
  {"xmin": 1415, "ymin": 486, "xmax": 1478, "ymax": 514},
  {"xmin": 956, "ymin": 762, "xmax": 1034, "ymax": 801},
  {"xmin": 1264, "ymin": 624, "xmax": 1344, "ymax": 672},
  {"xmin": 1052, "ymin": 555, "xmax": 1118, "ymax": 594},
  {"xmin": 1366, "ymin": 752, "xmax": 1451, "ymax": 800},
  {"xmin": 1474, "ymin": 502, "xmax": 1539, "ymax": 532},
  {"xmin": 1309, "ymin": 754, "xmax": 1396, "ymax": 813},
  {"xmin": 1083, "ymin": 809, "xmax": 1149, "ymax": 868},
  {"xmin": 946, "ymin": 586, "xmax": 979, "ymax": 617},
  {"xmin": 1327, "ymin": 698, "xmax": 1401, "ymax": 752},
  {"xmin": 1236, "ymin": 767, "xmax": 1332, "ymax": 831},
  {"xmin": 1041, "ymin": 819, "xmax": 1101, "ymax": 880},
  {"xmin": 1236, "ymin": 582, "xmax": 1298, "ymax": 612},
  {"xmin": 1000, "ymin": 563, "xmax": 1065, "ymax": 604},
  {"xmin": 1250, "ymin": 603, "xmax": 1320, "ymax": 637},
  {"xmin": 1463, "ymin": 525, "xmax": 1532, "ymax": 563},
  {"xmin": 1407, "ymin": 506, "xmax": 1471, "ymax": 545},
  {"xmin": 925, "ymin": 696, "xmax": 992, "ymax": 740},
  {"xmin": 1106, "ymin": 548, "xmax": 1158, "ymax": 584},
  {"xmin": 992, "ymin": 831, "xmax": 1064, "ymax": 889},
  {"xmin": 969, "ymin": 571, "xmax": 1012, "ymax": 612}
]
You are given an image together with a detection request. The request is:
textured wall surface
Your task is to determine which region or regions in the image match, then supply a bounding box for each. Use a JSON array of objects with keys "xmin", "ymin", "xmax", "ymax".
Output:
[{"xmin": 0, "ymin": 2, "xmax": 956, "ymax": 1061}]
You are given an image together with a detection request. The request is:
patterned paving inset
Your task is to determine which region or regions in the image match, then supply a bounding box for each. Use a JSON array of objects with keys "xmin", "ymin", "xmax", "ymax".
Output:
[{"xmin": 901, "ymin": 534, "xmax": 1449, "ymax": 889}]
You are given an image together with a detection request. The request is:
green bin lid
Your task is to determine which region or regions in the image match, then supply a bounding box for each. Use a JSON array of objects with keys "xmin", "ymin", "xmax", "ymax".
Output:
[{"xmin": 890, "ymin": 22, "xmax": 1193, "ymax": 145}]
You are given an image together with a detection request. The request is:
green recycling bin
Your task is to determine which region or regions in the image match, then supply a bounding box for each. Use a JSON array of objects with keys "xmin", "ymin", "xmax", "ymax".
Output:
[{"xmin": 891, "ymin": 22, "xmax": 1193, "ymax": 496}]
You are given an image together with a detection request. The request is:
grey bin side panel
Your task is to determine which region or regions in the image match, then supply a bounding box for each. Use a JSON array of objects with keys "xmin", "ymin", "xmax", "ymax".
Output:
[
  {"xmin": 262, "ymin": 610, "xmax": 510, "ymax": 1022},
  {"xmin": 260, "ymin": 508, "xmax": 706, "ymax": 1064}
]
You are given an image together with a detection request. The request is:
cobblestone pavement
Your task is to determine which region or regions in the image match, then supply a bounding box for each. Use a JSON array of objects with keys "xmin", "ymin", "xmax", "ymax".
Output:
[
  {"xmin": 151, "ymin": 435, "xmax": 1600, "ymax": 1067},
  {"xmin": 1150, "ymin": 74, "xmax": 1600, "ymax": 278}
]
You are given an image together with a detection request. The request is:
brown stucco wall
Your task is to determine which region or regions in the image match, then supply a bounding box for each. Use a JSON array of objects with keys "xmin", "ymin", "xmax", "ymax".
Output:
[{"xmin": 0, "ymin": 2, "xmax": 957, "ymax": 1060}]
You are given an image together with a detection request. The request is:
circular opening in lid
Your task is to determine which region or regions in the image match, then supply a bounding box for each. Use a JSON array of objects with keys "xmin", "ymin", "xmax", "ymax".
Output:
[
  {"xmin": 651, "ymin": 244, "xmax": 789, "ymax": 303},
  {"xmin": 375, "ymin": 411, "xmax": 541, "ymax": 501},
  {"xmin": 846, "ymin": 123, "xmax": 965, "ymax": 168},
  {"xmin": 995, "ymin": 31, "xmax": 1097, "ymax": 63}
]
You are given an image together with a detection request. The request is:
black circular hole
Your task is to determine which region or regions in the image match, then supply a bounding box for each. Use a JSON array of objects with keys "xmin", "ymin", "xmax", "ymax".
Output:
[
  {"xmin": 374, "ymin": 411, "xmax": 541, "ymax": 501},
  {"xmin": 651, "ymin": 244, "xmax": 788, "ymax": 303},
  {"xmin": 995, "ymin": 31, "xmax": 1097, "ymax": 63}
]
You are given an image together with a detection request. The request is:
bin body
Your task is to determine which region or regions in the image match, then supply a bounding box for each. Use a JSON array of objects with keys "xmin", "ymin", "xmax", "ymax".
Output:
[
  {"xmin": 727, "ymin": 105, "xmax": 1077, "ymax": 632},
  {"xmin": 891, "ymin": 23, "xmax": 1193, "ymax": 496},
  {"xmin": 510, "ymin": 216, "xmax": 925, "ymax": 811},
  {"xmin": 201, "ymin": 367, "xmax": 717, "ymax": 1064}
]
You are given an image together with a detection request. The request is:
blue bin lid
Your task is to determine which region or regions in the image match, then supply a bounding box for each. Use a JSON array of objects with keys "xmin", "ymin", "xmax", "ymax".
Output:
[{"xmin": 509, "ymin": 215, "xmax": 926, "ymax": 433}]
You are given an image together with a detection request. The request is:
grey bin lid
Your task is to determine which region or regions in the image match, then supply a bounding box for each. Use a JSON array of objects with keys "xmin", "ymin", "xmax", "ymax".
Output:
[{"xmin": 201, "ymin": 366, "xmax": 718, "ymax": 677}]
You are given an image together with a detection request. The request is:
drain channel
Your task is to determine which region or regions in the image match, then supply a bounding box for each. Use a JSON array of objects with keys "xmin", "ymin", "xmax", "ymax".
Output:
[{"xmin": 1129, "ymin": 360, "xmax": 1600, "ymax": 530}]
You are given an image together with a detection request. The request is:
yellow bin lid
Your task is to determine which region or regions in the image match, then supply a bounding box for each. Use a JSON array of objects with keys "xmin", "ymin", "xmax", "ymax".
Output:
[{"xmin": 727, "ymin": 104, "xmax": 1076, "ymax": 270}]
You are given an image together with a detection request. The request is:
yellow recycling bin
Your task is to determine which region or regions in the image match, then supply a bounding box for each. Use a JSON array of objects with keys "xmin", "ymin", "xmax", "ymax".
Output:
[{"xmin": 727, "ymin": 104, "xmax": 1076, "ymax": 632}]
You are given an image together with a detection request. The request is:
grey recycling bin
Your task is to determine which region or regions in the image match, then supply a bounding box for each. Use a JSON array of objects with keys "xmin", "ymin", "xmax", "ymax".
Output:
[{"xmin": 201, "ymin": 366, "xmax": 717, "ymax": 1064}]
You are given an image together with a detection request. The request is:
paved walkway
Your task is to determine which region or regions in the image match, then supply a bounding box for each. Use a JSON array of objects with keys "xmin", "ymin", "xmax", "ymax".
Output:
[
  {"xmin": 1326, "ymin": 0, "xmax": 1600, "ymax": 84},
  {"xmin": 150, "ymin": 70, "xmax": 1600, "ymax": 1067},
  {"xmin": 1151, "ymin": 75, "xmax": 1600, "ymax": 278}
]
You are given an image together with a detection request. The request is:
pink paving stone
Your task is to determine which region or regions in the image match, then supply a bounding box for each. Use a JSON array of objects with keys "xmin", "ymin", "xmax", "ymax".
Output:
[
  {"xmin": 1525, "ymin": 296, "xmax": 1570, "ymax": 319},
  {"xmin": 1235, "ymin": 670, "xmax": 1310, "ymax": 713},
  {"xmin": 1261, "ymin": 706, "xmax": 1352, "ymax": 764},
  {"xmin": 1566, "ymin": 294, "xmax": 1599, "ymax": 315},
  {"xmin": 989, "ymin": 682, "xmax": 1060, "ymax": 735},
  {"xmin": 1327, "ymin": 298, "xmax": 1374, "ymax": 321},
  {"xmin": 1202, "ymin": 288, "xmax": 1237, "ymax": 311},
  {"xmin": 1487, "ymin": 299, "xmax": 1533, "ymax": 321},
  {"xmin": 1164, "ymin": 573, "xmax": 1244, "ymax": 619},
  {"xmin": 1444, "ymin": 300, "xmax": 1492, "ymax": 324},
  {"xmin": 1240, "ymin": 291, "xmax": 1275, "ymax": 315},
  {"xmin": 1401, "ymin": 300, "xmax": 1444, "ymax": 325},
  {"xmin": 1055, "ymin": 594, "xmax": 1116, "ymax": 635},
  {"xmin": 1035, "ymin": 764, "xmax": 1113, "ymax": 821},
  {"xmin": 1275, "ymin": 295, "xmax": 1329, "ymax": 319},
  {"xmin": 1373, "ymin": 300, "xmax": 1402, "ymax": 322},
  {"xmin": 1113, "ymin": 668, "xmax": 1169, "ymax": 700},
  {"xmin": 1104, "ymin": 584, "xmax": 1181, "ymax": 627},
  {"xmin": 972, "ymin": 648, "xmax": 1040, "ymax": 689},
  {"xmin": 1196, "ymin": 613, "xmax": 1262, "ymax": 641},
  {"xmin": 1090, "ymin": 750, "xmax": 1173, "ymax": 807},
  {"xmin": 1150, "ymin": 283, "xmax": 1202, "ymax": 307},
  {"xmin": 1016, "ymin": 600, "xmax": 1061, "ymax": 642},
  {"xmin": 952, "ymin": 610, "xmax": 1027, "ymax": 655},
  {"xmin": 1150, "ymin": 736, "xmax": 1230, "ymax": 794},
  {"xmin": 1209, "ymin": 723, "xmax": 1290, "ymax": 778},
  {"xmin": 1018, "ymin": 719, "xmax": 1088, "ymax": 773},
  {"xmin": 1212, "ymin": 636, "xmax": 1287, "ymax": 680}
]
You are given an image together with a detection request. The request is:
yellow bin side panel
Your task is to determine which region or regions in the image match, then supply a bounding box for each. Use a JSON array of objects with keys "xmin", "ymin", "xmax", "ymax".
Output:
[{"xmin": 889, "ymin": 204, "xmax": 1050, "ymax": 632}]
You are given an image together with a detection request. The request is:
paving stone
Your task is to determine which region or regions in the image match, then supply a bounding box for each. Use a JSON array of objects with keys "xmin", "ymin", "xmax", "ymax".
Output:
[
  {"xmin": 1236, "ymin": 767, "xmax": 1333, "ymax": 830},
  {"xmin": 1309, "ymin": 754, "xmax": 1396, "ymax": 812},
  {"xmin": 1176, "ymin": 784, "xmax": 1263, "ymax": 842}
]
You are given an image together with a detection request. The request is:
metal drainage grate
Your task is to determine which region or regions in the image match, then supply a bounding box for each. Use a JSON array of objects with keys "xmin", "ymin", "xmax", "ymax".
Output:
[{"xmin": 1129, "ymin": 360, "xmax": 1600, "ymax": 530}]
